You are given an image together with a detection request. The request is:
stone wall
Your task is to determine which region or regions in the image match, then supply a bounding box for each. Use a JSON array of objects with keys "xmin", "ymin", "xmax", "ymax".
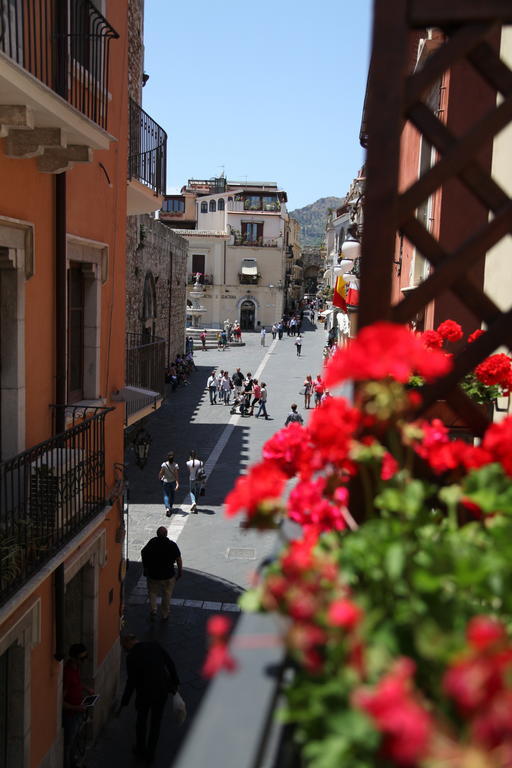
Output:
[
  {"xmin": 126, "ymin": 214, "xmax": 187, "ymax": 365},
  {"xmin": 128, "ymin": 0, "xmax": 144, "ymax": 104}
]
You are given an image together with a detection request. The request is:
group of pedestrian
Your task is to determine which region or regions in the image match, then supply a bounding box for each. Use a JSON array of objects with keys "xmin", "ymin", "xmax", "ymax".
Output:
[
  {"xmin": 165, "ymin": 351, "xmax": 196, "ymax": 391},
  {"xmin": 303, "ymin": 373, "xmax": 330, "ymax": 409},
  {"xmin": 199, "ymin": 321, "xmax": 242, "ymax": 351},
  {"xmin": 205, "ymin": 368, "xmax": 270, "ymax": 419}
]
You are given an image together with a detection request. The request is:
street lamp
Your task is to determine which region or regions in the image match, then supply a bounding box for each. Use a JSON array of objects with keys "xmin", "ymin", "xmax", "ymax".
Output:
[{"xmin": 133, "ymin": 427, "xmax": 152, "ymax": 470}]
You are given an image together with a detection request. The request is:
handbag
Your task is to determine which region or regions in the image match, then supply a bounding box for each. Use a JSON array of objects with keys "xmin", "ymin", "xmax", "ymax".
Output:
[{"xmin": 196, "ymin": 465, "xmax": 207, "ymax": 483}]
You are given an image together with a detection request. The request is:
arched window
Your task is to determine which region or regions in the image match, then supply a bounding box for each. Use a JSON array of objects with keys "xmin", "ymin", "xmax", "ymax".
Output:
[
  {"xmin": 218, "ymin": 198, "xmax": 225, "ymax": 211},
  {"xmin": 200, "ymin": 202, "xmax": 207, "ymax": 213},
  {"xmin": 209, "ymin": 200, "xmax": 216, "ymax": 212}
]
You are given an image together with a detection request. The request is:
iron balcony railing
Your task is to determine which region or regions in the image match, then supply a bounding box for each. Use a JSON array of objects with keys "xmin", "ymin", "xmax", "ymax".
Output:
[
  {"xmin": 0, "ymin": 0, "xmax": 119, "ymax": 130},
  {"xmin": 128, "ymin": 98, "xmax": 167, "ymax": 196},
  {"xmin": 0, "ymin": 406, "xmax": 112, "ymax": 606},
  {"xmin": 187, "ymin": 273, "xmax": 213, "ymax": 285},
  {"xmin": 126, "ymin": 331, "xmax": 166, "ymax": 398},
  {"xmin": 233, "ymin": 236, "xmax": 280, "ymax": 248}
]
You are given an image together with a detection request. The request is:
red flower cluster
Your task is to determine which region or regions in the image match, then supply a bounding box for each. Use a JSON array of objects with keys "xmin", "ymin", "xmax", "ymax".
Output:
[
  {"xmin": 475, "ymin": 353, "xmax": 512, "ymax": 391},
  {"xmin": 483, "ymin": 416, "xmax": 512, "ymax": 476},
  {"xmin": 353, "ymin": 658, "xmax": 433, "ymax": 766},
  {"xmin": 307, "ymin": 396, "xmax": 361, "ymax": 466},
  {"xmin": 262, "ymin": 534, "xmax": 363, "ymax": 674},
  {"xmin": 202, "ymin": 615, "xmax": 237, "ymax": 678},
  {"xmin": 324, "ymin": 322, "xmax": 451, "ymax": 388},
  {"xmin": 437, "ymin": 319, "xmax": 463, "ymax": 342},
  {"xmin": 412, "ymin": 419, "xmax": 491, "ymax": 475},
  {"xmin": 262, "ymin": 422, "xmax": 313, "ymax": 479},
  {"xmin": 224, "ymin": 462, "xmax": 286, "ymax": 523},
  {"xmin": 443, "ymin": 616, "xmax": 512, "ymax": 751},
  {"xmin": 421, "ymin": 329, "xmax": 443, "ymax": 349},
  {"xmin": 288, "ymin": 477, "xmax": 348, "ymax": 533}
]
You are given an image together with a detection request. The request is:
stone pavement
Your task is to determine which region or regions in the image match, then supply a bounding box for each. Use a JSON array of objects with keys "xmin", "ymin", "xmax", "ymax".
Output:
[{"xmin": 86, "ymin": 318, "xmax": 328, "ymax": 768}]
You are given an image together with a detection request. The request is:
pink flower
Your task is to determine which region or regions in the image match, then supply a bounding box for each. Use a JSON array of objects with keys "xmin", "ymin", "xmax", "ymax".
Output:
[
  {"xmin": 437, "ymin": 319, "xmax": 463, "ymax": 342},
  {"xmin": 467, "ymin": 616, "xmax": 506, "ymax": 652},
  {"xmin": 381, "ymin": 452, "xmax": 399, "ymax": 480},
  {"xmin": 207, "ymin": 615, "xmax": 232, "ymax": 639},
  {"xmin": 202, "ymin": 644, "xmax": 238, "ymax": 678},
  {"xmin": 328, "ymin": 598, "xmax": 362, "ymax": 630}
]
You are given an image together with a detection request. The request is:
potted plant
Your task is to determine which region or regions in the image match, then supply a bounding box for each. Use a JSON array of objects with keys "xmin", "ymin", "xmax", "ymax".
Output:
[{"xmin": 204, "ymin": 322, "xmax": 512, "ymax": 768}]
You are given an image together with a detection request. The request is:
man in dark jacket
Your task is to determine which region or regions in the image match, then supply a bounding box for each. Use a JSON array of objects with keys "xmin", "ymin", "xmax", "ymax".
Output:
[
  {"xmin": 141, "ymin": 527, "xmax": 182, "ymax": 621},
  {"xmin": 120, "ymin": 635, "xmax": 180, "ymax": 762}
]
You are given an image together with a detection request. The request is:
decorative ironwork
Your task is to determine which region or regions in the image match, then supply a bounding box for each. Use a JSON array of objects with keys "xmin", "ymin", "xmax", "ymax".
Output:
[
  {"xmin": 126, "ymin": 332, "xmax": 166, "ymax": 397},
  {"xmin": 0, "ymin": 407, "xmax": 112, "ymax": 606},
  {"xmin": 0, "ymin": 0, "xmax": 119, "ymax": 130},
  {"xmin": 128, "ymin": 98, "xmax": 167, "ymax": 195},
  {"xmin": 359, "ymin": 0, "xmax": 512, "ymax": 435}
]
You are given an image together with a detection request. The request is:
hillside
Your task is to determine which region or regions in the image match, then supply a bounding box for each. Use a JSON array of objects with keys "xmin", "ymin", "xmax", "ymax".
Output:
[{"xmin": 290, "ymin": 196, "xmax": 344, "ymax": 246}]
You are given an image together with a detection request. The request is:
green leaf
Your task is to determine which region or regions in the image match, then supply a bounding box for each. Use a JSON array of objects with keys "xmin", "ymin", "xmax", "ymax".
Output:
[
  {"xmin": 385, "ymin": 542, "xmax": 405, "ymax": 579},
  {"xmin": 238, "ymin": 588, "xmax": 264, "ymax": 613}
]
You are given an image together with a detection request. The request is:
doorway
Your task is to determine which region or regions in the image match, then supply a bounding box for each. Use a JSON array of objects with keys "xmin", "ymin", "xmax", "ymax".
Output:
[
  {"xmin": 240, "ymin": 299, "xmax": 255, "ymax": 330},
  {"xmin": 64, "ymin": 564, "xmax": 95, "ymax": 683}
]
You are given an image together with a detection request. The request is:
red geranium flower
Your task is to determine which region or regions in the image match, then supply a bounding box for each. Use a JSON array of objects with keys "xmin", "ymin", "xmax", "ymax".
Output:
[
  {"xmin": 437, "ymin": 319, "xmax": 463, "ymax": 342},
  {"xmin": 483, "ymin": 416, "xmax": 512, "ymax": 475},
  {"xmin": 262, "ymin": 423, "xmax": 313, "ymax": 479},
  {"xmin": 224, "ymin": 462, "xmax": 286, "ymax": 519},
  {"xmin": 468, "ymin": 329, "xmax": 485, "ymax": 343},
  {"xmin": 324, "ymin": 322, "xmax": 451, "ymax": 388},
  {"xmin": 328, "ymin": 598, "xmax": 362, "ymax": 630},
  {"xmin": 475, "ymin": 354, "xmax": 512, "ymax": 389},
  {"xmin": 307, "ymin": 396, "xmax": 361, "ymax": 465},
  {"xmin": 288, "ymin": 477, "xmax": 347, "ymax": 533},
  {"xmin": 202, "ymin": 643, "xmax": 238, "ymax": 678},
  {"xmin": 467, "ymin": 616, "xmax": 506, "ymax": 652},
  {"xmin": 381, "ymin": 452, "xmax": 399, "ymax": 480},
  {"xmin": 422, "ymin": 329, "xmax": 443, "ymax": 349}
]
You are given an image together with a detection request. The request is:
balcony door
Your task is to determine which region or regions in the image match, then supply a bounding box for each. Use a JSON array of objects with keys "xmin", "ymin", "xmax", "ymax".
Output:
[{"xmin": 242, "ymin": 222, "xmax": 263, "ymax": 244}]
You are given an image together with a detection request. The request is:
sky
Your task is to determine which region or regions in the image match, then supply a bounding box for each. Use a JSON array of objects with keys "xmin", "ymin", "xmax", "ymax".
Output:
[{"xmin": 142, "ymin": 0, "xmax": 373, "ymax": 211}]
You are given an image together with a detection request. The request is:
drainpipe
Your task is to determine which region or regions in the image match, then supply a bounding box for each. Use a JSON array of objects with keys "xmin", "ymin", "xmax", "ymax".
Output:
[
  {"xmin": 54, "ymin": 0, "xmax": 68, "ymax": 435},
  {"xmin": 55, "ymin": 173, "xmax": 67, "ymax": 434}
]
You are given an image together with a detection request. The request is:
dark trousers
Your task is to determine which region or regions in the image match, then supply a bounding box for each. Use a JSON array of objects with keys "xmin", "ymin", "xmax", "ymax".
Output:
[{"xmin": 136, "ymin": 693, "xmax": 167, "ymax": 758}]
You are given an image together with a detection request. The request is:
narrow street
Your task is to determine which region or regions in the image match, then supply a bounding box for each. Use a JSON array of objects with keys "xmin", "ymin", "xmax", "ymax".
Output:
[{"xmin": 87, "ymin": 318, "xmax": 326, "ymax": 767}]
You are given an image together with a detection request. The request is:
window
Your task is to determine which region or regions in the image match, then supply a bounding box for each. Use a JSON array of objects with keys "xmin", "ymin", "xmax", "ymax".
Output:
[
  {"xmin": 242, "ymin": 194, "xmax": 280, "ymax": 212},
  {"xmin": 241, "ymin": 222, "xmax": 263, "ymax": 244},
  {"xmin": 200, "ymin": 202, "xmax": 207, "ymax": 213},
  {"xmin": 68, "ymin": 264, "xmax": 85, "ymax": 403},
  {"xmin": 192, "ymin": 254, "xmax": 205, "ymax": 276},
  {"xmin": 218, "ymin": 198, "xmax": 225, "ymax": 211},
  {"xmin": 209, "ymin": 200, "xmax": 216, "ymax": 212},
  {"xmin": 162, "ymin": 198, "xmax": 185, "ymax": 213}
]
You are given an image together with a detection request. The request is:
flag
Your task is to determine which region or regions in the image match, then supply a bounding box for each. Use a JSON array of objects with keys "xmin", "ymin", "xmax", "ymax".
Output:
[
  {"xmin": 346, "ymin": 275, "xmax": 360, "ymax": 308},
  {"xmin": 333, "ymin": 274, "xmax": 348, "ymax": 312}
]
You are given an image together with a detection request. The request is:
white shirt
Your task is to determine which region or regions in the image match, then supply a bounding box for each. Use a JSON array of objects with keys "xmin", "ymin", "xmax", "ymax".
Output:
[
  {"xmin": 186, "ymin": 459, "xmax": 203, "ymax": 480},
  {"xmin": 207, "ymin": 375, "xmax": 216, "ymax": 388},
  {"xmin": 261, "ymin": 328, "xmax": 266, "ymax": 336}
]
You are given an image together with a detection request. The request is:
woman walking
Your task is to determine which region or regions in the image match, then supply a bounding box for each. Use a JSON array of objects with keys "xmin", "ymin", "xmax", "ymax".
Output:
[
  {"xmin": 303, "ymin": 375, "xmax": 313, "ymax": 409},
  {"xmin": 294, "ymin": 334, "xmax": 303, "ymax": 356},
  {"xmin": 159, "ymin": 452, "xmax": 180, "ymax": 516},
  {"xmin": 186, "ymin": 450, "xmax": 204, "ymax": 513}
]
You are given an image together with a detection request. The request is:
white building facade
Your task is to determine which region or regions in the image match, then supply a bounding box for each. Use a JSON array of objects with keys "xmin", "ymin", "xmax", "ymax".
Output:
[{"xmin": 176, "ymin": 182, "xmax": 289, "ymax": 330}]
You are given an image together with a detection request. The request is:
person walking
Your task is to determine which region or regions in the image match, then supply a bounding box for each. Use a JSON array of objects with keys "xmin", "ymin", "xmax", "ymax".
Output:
[
  {"xmin": 255, "ymin": 382, "xmax": 270, "ymax": 419},
  {"xmin": 241, "ymin": 374, "xmax": 253, "ymax": 416},
  {"xmin": 186, "ymin": 450, "xmax": 205, "ymax": 513},
  {"xmin": 200, "ymin": 330, "xmax": 207, "ymax": 351},
  {"xmin": 119, "ymin": 635, "xmax": 180, "ymax": 763},
  {"xmin": 221, "ymin": 329, "xmax": 228, "ymax": 350},
  {"xmin": 158, "ymin": 452, "xmax": 179, "ymax": 517},
  {"xmin": 249, "ymin": 378, "xmax": 261, "ymax": 416},
  {"xmin": 271, "ymin": 323, "xmax": 277, "ymax": 340},
  {"xmin": 216, "ymin": 369, "xmax": 224, "ymax": 402},
  {"xmin": 277, "ymin": 322, "xmax": 284, "ymax": 340},
  {"xmin": 290, "ymin": 317, "xmax": 297, "ymax": 336},
  {"xmin": 314, "ymin": 374, "xmax": 324, "ymax": 407},
  {"xmin": 285, "ymin": 403, "xmax": 304, "ymax": 426},
  {"xmin": 141, "ymin": 526, "xmax": 182, "ymax": 620},
  {"xmin": 295, "ymin": 334, "xmax": 303, "ymax": 356},
  {"xmin": 207, "ymin": 371, "xmax": 217, "ymax": 404},
  {"xmin": 303, "ymin": 375, "xmax": 313, "ymax": 409},
  {"xmin": 221, "ymin": 371, "xmax": 232, "ymax": 404},
  {"xmin": 232, "ymin": 368, "xmax": 244, "ymax": 396},
  {"xmin": 260, "ymin": 327, "xmax": 266, "ymax": 346}
]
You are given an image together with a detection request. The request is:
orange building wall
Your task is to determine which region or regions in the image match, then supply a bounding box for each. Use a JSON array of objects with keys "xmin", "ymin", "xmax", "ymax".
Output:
[{"xmin": 0, "ymin": 2, "xmax": 129, "ymax": 765}]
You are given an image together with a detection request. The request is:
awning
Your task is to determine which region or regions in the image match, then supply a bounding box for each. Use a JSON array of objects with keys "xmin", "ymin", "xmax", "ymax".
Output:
[{"xmin": 241, "ymin": 259, "xmax": 258, "ymax": 276}]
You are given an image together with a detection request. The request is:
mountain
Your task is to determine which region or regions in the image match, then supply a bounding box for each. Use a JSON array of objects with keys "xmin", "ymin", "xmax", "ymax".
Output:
[{"xmin": 290, "ymin": 196, "xmax": 344, "ymax": 247}]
